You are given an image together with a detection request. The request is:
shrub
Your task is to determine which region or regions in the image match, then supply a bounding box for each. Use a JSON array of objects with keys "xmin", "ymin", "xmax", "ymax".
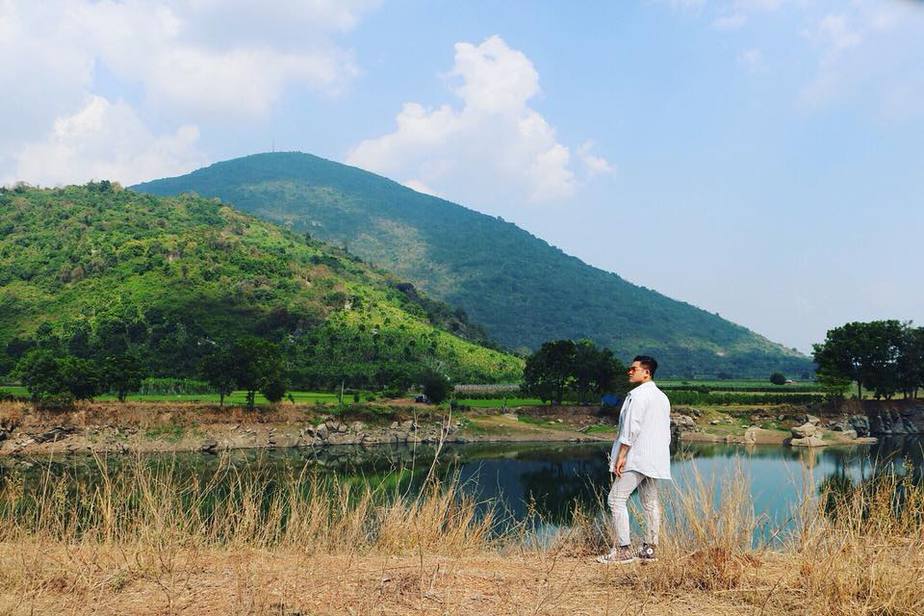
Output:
[{"xmin": 419, "ymin": 369, "xmax": 452, "ymax": 405}]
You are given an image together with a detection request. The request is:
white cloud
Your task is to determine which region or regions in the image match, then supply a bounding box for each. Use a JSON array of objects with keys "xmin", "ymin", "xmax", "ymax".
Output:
[
  {"xmin": 347, "ymin": 36, "xmax": 600, "ymax": 209},
  {"xmin": 799, "ymin": 3, "xmax": 924, "ymax": 114},
  {"xmin": 0, "ymin": 0, "xmax": 376, "ymax": 185},
  {"xmin": 577, "ymin": 142, "xmax": 614, "ymax": 176},
  {"xmin": 9, "ymin": 96, "xmax": 205, "ymax": 186}
]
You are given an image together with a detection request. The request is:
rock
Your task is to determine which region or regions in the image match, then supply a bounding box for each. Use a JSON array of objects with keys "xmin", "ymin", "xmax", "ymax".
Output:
[
  {"xmin": 325, "ymin": 419, "xmax": 347, "ymax": 433},
  {"xmin": 350, "ymin": 421, "xmax": 366, "ymax": 433},
  {"xmin": 314, "ymin": 423, "xmax": 329, "ymax": 440},
  {"xmin": 710, "ymin": 419, "xmax": 720, "ymax": 425},
  {"xmin": 390, "ymin": 421, "xmax": 399, "ymax": 430},
  {"xmin": 200, "ymin": 440, "xmax": 218, "ymax": 454},
  {"xmin": 840, "ymin": 429, "xmax": 858, "ymax": 440},
  {"xmin": 400, "ymin": 420, "xmax": 418, "ymax": 432},
  {"xmin": 848, "ymin": 415, "xmax": 871, "ymax": 437},
  {"xmin": 790, "ymin": 435, "xmax": 826, "ymax": 448},
  {"xmin": 744, "ymin": 426, "xmax": 760, "ymax": 444},
  {"xmin": 795, "ymin": 413, "xmax": 820, "ymax": 426},
  {"xmin": 791, "ymin": 423, "xmax": 817, "ymax": 439},
  {"xmin": 34, "ymin": 426, "xmax": 76, "ymax": 444},
  {"xmin": 671, "ymin": 414, "xmax": 697, "ymax": 432}
]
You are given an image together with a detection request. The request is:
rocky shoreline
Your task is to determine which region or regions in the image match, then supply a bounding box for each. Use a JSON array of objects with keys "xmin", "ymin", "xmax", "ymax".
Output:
[{"xmin": 0, "ymin": 399, "xmax": 920, "ymax": 457}]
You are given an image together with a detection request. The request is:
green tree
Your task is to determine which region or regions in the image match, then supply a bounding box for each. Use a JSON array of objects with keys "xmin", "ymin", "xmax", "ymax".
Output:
[
  {"xmin": 14, "ymin": 349, "xmax": 103, "ymax": 404},
  {"xmin": 522, "ymin": 340, "xmax": 577, "ymax": 405},
  {"xmin": 770, "ymin": 372, "xmax": 787, "ymax": 385},
  {"xmin": 813, "ymin": 320, "xmax": 906, "ymax": 399},
  {"xmin": 198, "ymin": 344, "xmax": 238, "ymax": 408},
  {"xmin": 58, "ymin": 356, "xmax": 103, "ymax": 400},
  {"xmin": 419, "ymin": 368, "xmax": 452, "ymax": 405},
  {"xmin": 897, "ymin": 326, "xmax": 924, "ymax": 399},
  {"xmin": 232, "ymin": 337, "xmax": 287, "ymax": 410},
  {"xmin": 572, "ymin": 340, "xmax": 627, "ymax": 403},
  {"xmin": 14, "ymin": 349, "xmax": 66, "ymax": 401},
  {"xmin": 103, "ymin": 351, "xmax": 146, "ymax": 402}
]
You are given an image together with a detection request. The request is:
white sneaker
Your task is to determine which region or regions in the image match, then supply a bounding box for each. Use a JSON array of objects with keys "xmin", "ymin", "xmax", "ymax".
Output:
[{"xmin": 596, "ymin": 546, "xmax": 637, "ymax": 565}]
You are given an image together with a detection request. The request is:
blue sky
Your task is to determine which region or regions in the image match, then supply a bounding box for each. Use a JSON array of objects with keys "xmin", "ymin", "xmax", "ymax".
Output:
[{"xmin": 2, "ymin": 0, "xmax": 922, "ymax": 353}]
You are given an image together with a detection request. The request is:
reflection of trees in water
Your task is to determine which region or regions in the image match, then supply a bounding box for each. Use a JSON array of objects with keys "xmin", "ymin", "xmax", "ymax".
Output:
[{"xmin": 515, "ymin": 459, "xmax": 610, "ymax": 526}]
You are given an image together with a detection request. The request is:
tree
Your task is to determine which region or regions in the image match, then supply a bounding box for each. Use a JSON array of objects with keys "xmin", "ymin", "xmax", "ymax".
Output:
[
  {"xmin": 522, "ymin": 340, "xmax": 577, "ymax": 405},
  {"xmin": 14, "ymin": 349, "xmax": 103, "ymax": 405},
  {"xmin": 198, "ymin": 344, "xmax": 238, "ymax": 408},
  {"xmin": 572, "ymin": 340, "xmax": 627, "ymax": 403},
  {"xmin": 232, "ymin": 337, "xmax": 287, "ymax": 410},
  {"xmin": 419, "ymin": 368, "xmax": 452, "ymax": 405},
  {"xmin": 896, "ymin": 326, "xmax": 924, "ymax": 399},
  {"xmin": 769, "ymin": 372, "xmax": 787, "ymax": 386},
  {"xmin": 813, "ymin": 320, "xmax": 907, "ymax": 399},
  {"xmin": 103, "ymin": 351, "xmax": 146, "ymax": 402},
  {"xmin": 58, "ymin": 356, "xmax": 103, "ymax": 400},
  {"xmin": 14, "ymin": 349, "xmax": 66, "ymax": 401}
]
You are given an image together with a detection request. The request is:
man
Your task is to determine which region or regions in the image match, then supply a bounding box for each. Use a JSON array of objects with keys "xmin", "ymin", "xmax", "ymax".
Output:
[{"xmin": 596, "ymin": 355, "xmax": 672, "ymax": 565}]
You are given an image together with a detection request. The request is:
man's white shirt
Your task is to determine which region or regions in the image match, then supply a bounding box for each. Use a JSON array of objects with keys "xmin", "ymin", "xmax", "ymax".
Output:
[{"xmin": 609, "ymin": 381, "xmax": 672, "ymax": 480}]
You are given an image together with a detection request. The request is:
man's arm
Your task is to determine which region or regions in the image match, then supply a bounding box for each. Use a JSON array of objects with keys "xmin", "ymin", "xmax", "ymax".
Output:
[
  {"xmin": 612, "ymin": 392, "xmax": 644, "ymax": 476},
  {"xmin": 613, "ymin": 443, "xmax": 630, "ymax": 477}
]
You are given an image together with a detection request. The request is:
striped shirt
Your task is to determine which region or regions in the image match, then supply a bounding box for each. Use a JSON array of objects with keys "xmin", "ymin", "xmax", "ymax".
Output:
[{"xmin": 609, "ymin": 381, "xmax": 672, "ymax": 480}]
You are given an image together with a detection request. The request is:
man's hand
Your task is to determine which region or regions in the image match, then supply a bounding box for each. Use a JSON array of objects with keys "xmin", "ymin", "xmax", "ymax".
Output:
[
  {"xmin": 613, "ymin": 454, "xmax": 626, "ymax": 477},
  {"xmin": 612, "ymin": 443, "xmax": 630, "ymax": 477}
]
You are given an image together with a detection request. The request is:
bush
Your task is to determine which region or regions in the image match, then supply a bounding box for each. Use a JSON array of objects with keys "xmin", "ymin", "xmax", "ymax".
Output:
[
  {"xmin": 419, "ymin": 369, "xmax": 452, "ymax": 405},
  {"xmin": 260, "ymin": 377, "xmax": 287, "ymax": 404},
  {"xmin": 770, "ymin": 372, "xmax": 787, "ymax": 386},
  {"xmin": 34, "ymin": 392, "xmax": 75, "ymax": 412}
]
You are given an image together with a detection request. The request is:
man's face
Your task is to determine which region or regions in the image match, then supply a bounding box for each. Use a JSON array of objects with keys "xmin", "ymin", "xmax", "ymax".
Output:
[{"xmin": 627, "ymin": 361, "xmax": 650, "ymax": 384}]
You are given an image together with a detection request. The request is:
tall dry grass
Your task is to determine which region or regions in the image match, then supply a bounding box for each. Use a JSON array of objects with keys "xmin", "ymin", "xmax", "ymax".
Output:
[
  {"xmin": 0, "ymin": 453, "xmax": 921, "ymax": 615},
  {"xmin": 0, "ymin": 453, "xmax": 495, "ymax": 557}
]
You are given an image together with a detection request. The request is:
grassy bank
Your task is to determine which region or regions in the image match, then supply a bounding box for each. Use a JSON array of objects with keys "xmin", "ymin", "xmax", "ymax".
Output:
[{"xmin": 0, "ymin": 454, "xmax": 921, "ymax": 614}]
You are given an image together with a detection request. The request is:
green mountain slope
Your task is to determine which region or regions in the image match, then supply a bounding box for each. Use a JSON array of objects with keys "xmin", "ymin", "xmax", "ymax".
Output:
[
  {"xmin": 0, "ymin": 183, "xmax": 522, "ymax": 385},
  {"xmin": 134, "ymin": 152, "xmax": 811, "ymax": 378}
]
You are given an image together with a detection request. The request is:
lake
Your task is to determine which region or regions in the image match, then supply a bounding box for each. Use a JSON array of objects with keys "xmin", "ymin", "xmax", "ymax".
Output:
[{"xmin": 3, "ymin": 437, "xmax": 921, "ymax": 544}]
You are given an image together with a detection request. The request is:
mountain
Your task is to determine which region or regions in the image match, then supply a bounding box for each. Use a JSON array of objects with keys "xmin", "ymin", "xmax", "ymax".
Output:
[
  {"xmin": 0, "ymin": 183, "xmax": 523, "ymax": 385},
  {"xmin": 134, "ymin": 152, "xmax": 812, "ymax": 378}
]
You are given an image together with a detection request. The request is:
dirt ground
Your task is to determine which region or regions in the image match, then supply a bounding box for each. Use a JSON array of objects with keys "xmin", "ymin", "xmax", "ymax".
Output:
[{"xmin": 1, "ymin": 543, "xmax": 806, "ymax": 616}]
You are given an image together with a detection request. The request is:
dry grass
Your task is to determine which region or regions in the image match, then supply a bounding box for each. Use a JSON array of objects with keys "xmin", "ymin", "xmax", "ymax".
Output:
[{"xmin": 0, "ymin": 453, "xmax": 921, "ymax": 615}]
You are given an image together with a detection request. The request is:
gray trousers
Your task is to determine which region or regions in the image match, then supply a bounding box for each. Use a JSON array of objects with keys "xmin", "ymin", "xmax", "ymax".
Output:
[{"xmin": 607, "ymin": 470, "xmax": 660, "ymax": 547}]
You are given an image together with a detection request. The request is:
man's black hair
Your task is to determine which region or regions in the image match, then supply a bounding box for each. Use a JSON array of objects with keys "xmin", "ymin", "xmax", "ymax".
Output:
[{"xmin": 633, "ymin": 355, "xmax": 658, "ymax": 377}]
